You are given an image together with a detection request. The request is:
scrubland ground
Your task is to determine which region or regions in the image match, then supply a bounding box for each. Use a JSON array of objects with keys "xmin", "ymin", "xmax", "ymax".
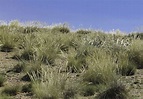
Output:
[{"xmin": 0, "ymin": 21, "xmax": 143, "ymax": 99}]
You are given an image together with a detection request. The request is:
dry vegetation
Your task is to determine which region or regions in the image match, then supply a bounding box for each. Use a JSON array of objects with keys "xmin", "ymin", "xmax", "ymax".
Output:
[{"xmin": 0, "ymin": 20, "xmax": 143, "ymax": 99}]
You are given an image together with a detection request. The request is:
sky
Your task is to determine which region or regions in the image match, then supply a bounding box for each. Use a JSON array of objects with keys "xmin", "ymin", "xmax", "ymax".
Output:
[{"xmin": 0, "ymin": 0, "xmax": 143, "ymax": 33}]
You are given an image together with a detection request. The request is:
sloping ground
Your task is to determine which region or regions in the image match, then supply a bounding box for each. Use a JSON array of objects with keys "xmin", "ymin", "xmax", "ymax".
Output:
[
  {"xmin": 0, "ymin": 52, "xmax": 34, "ymax": 99},
  {"xmin": 123, "ymin": 69, "xmax": 143, "ymax": 99},
  {"xmin": 0, "ymin": 51, "xmax": 143, "ymax": 99}
]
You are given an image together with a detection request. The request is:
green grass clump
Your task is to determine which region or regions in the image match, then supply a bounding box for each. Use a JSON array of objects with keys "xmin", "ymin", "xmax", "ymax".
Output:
[
  {"xmin": 128, "ymin": 39, "xmax": 143, "ymax": 69},
  {"xmin": 2, "ymin": 85, "xmax": 21, "ymax": 96},
  {"xmin": 30, "ymin": 68, "xmax": 78, "ymax": 99},
  {"xmin": 96, "ymin": 83, "xmax": 129, "ymax": 99},
  {"xmin": 12, "ymin": 62, "xmax": 25, "ymax": 73},
  {"xmin": 0, "ymin": 74, "xmax": 6, "ymax": 87},
  {"xmin": 80, "ymin": 84, "xmax": 96, "ymax": 96},
  {"xmin": 67, "ymin": 53, "xmax": 87, "ymax": 73},
  {"xmin": 76, "ymin": 29, "xmax": 91, "ymax": 34},
  {"xmin": 82, "ymin": 48, "xmax": 117, "ymax": 85},
  {"xmin": 51, "ymin": 25, "xmax": 70, "ymax": 34},
  {"xmin": 0, "ymin": 33, "xmax": 17, "ymax": 52},
  {"xmin": 22, "ymin": 83, "xmax": 32, "ymax": 93},
  {"xmin": 116, "ymin": 52, "xmax": 137, "ymax": 76}
]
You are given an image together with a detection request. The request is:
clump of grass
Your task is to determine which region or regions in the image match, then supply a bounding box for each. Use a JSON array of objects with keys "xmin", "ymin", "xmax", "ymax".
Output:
[
  {"xmin": 96, "ymin": 83, "xmax": 129, "ymax": 99},
  {"xmin": 51, "ymin": 25, "xmax": 70, "ymax": 34},
  {"xmin": 30, "ymin": 68, "xmax": 78, "ymax": 99},
  {"xmin": 23, "ymin": 26, "xmax": 39, "ymax": 33},
  {"xmin": 128, "ymin": 39, "xmax": 143, "ymax": 69},
  {"xmin": 0, "ymin": 33, "xmax": 17, "ymax": 52},
  {"xmin": 82, "ymin": 48, "xmax": 117, "ymax": 85},
  {"xmin": 67, "ymin": 52, "xmax": 87, "ymax": 73},
  {"xmin": 12, "ymin": 62, "xmax": 25, "ymax": 73},
  {"xmin": 22, "ymin": 83, "xmax": 32, "ymax": 93},
  {"xmin": 116, "ymin": 52, "xmax": 137, "ymax": 76},
  {"xmin": 37, "ymin": 44, "xmax": 58, "ymax": 65},
  {"xmin": 0, "ymin": 74, "xmax": 6, "ymax": 87},
  {"xmin": 2, "ymin": 85, "xmax": 21, "ymax": 96},
  {"xmin": 76, "ymin": 29, "xmax": 91, "ymax": 34},
  {"xmin": 21, "ymin": 60, "xmax": 42, "ymax": 81},
  {"xmin": 20, "ymin": 48, "xmax": 36, "ymax": 60},
  {"xmin": 80, "ymin": 84, "xmax": 96, "ymax": 96}
]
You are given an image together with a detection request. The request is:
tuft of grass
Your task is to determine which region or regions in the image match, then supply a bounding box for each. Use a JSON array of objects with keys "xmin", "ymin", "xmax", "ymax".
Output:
[
  {"xmin": 22, "ymin": 83, "xmax": 32, "ymax": 93},
  {"xmin": 2, "ymin": 85, "xmax": 21, "ymax": 96},
  {"xmin": 30, "ymin": 68, "xmax": 78, "ymax": 99},
  {"xmin": 51, "ymin": 25, "xmax": 70, "ymax": 34},
  {"xmin": 116, "ymin": 52, "xmax": 137, "ymax": 76},
  {"xmin": 20, "ymin": 48, "xmax": 36, "ymax": 60},
  {"xmin": 80, "ymin": 84, "xmax": 96, "ymax": 96},
  {"xmin": 76, "ymin": 29, "xmax": 91, "ymax": 34},
  {"xmin": 0, "ymin": 33, "xmax": 17, "ymax": 52},
  {"xmin": 96, "ymin": 83, "xmax": 129, "ymax": 99},
  {"xmin": 12, "ymin": 62, "xmax": 25, "ymax": 73},
  {"xmin": 0, "ymin": 74, "xmax": 6, "ymax": 87},
  {"xmin": 128, "ymin": 39, "xmax": 143, "ymax": 69},
  {"xmin": 82, "ymin": 48, "xmax": 117, "ymax": 85}
]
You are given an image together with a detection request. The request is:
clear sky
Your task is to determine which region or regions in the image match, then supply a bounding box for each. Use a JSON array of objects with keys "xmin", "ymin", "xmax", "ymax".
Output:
[{"xmin": 0, "ymin": 0, "xmax": 143, "ymax": 32}]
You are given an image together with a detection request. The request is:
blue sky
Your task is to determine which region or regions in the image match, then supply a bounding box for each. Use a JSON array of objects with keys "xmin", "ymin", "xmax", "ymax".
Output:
[{"xmin": 0, "ymin": 0, "xmax": 143, "ymax": 32}]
